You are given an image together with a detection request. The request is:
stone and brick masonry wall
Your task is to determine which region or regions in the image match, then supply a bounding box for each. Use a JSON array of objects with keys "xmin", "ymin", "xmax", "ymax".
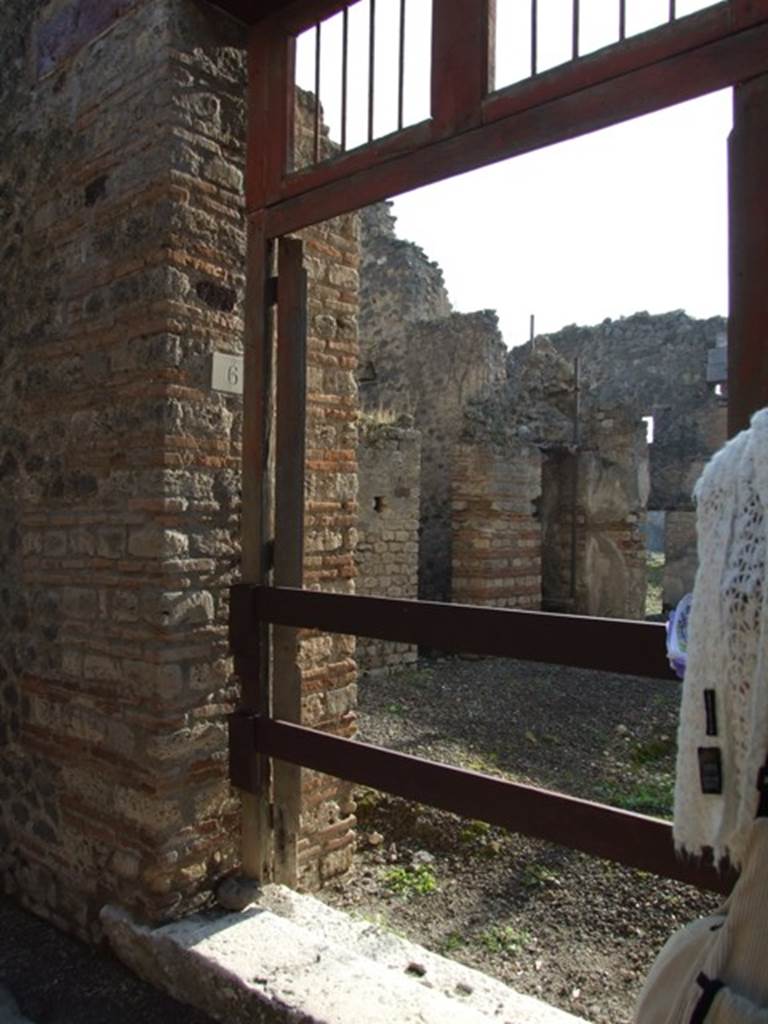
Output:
[
  {"xmin": 0, "ymin": 0, "xmax": 359, "ymax": 934},
  {"xmin": 543, "ymin": 312, "xmax": 726, "ymax": 606},
  {"xmin": 293, "ymin": 91, "xmax": 359, "ymax": 891},
  {"xmin": 540, "ymin": 410, "xmax": 649, "ymax": 619},
  {"xmin": 451, "ymin": 443, "xmax": 542, "ymax": 609},
  {"xmin": 541, "ymin": 311, "xmax": 726, "ymax": 512},
  {"xmin": 356, "ymin": 419, "xmax": 420, "ymax": 673}
]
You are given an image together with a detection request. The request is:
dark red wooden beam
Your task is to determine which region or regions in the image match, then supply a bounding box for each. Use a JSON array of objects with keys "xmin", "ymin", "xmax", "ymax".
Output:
[
  {"xmin": 207, "ymin": 0, "xmax": 349, "ymax": 31},
  {"xmin": 728, "ymin": 73, "xmax": 768, "ymax": 435},
  {"xmin": 230, "ymin": 584, "xmax": 678, "ymax": 679},
  {"xmin": 229, "ymin": 713, "xmax": 735, "ymax": 894},
  {"xmin": 262, "ymin": 17, "xmax": 768, "ymax": 234}
]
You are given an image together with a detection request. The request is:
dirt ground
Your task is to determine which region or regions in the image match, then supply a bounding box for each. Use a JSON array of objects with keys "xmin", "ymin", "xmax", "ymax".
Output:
[{"xmin": 317, "ymin": 655, "xmax": 721, "ymax": 1024}]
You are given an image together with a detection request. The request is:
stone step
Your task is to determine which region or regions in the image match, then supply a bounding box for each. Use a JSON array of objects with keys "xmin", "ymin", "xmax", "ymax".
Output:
[{"xmin": 103, "ymin": 884, "xmax": 589, "ymax": 1024}]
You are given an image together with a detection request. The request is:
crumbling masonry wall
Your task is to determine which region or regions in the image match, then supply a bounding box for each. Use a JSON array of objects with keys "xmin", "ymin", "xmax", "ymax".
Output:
[
  {"xmin": 358, "ymin": 206, "xmax": 649, "ymax": 620},
  {"xmin": 540, "ymin": 412, "xmax": 649, "ymax": 619},
  {"xmin": 0, "ymin": 0, "xmax": 358, "ymax": 935},
  {"xmin": 452, "ymin": 443, "xmax": 542, "ymax": 609},
  {"xmin": 356, "ymin": 419, "xmax": 420, "ymax": 673},
  {"xmin": 358, "ymin": 205, "xmax": 506, "ymax": 603},
  {"xmin": 542, "ymin": 312, "xmax": 726, "ymax": 606}
]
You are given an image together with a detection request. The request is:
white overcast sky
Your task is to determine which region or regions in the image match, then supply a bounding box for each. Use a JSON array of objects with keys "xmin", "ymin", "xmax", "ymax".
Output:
[{"xmin": 297, "ymin": 0, "xmax": 730, "ymax": 346}]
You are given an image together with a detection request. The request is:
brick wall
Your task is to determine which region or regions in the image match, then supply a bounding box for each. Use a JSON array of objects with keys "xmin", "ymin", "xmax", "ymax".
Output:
[
  {"xmin": 540, "ymin": 411, "xmax": 648, "ymax": 618},
  {"xmin": 356, "ymin": 418, "xmax": 420, "ymax": 673},
  {"xmin": 0, "ymin": 0, "xmax": 359, "ymax": 934},
  {"xmin": 451, "ymin": 443, "xmax": 542, "ymax": 609}
]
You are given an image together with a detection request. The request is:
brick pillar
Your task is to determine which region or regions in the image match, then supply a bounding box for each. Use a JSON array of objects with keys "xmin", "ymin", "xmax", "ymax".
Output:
[
  {"xmin": 0, "ymin": 0, "xmax": 360, "ymax": 935},
  {"xmin": 451, "ymin": 442, "xmax": 542, "ymax": 609}
]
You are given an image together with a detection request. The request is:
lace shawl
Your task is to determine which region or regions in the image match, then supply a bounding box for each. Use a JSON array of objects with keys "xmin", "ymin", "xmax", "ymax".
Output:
[{"xmin": 673, "ymin": 408, "xmax": 768, "ymax": 868}]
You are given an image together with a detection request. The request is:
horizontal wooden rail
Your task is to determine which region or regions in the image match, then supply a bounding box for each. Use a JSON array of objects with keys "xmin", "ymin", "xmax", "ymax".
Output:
[
  {"xmin": 230, "ymin": 584, "xmax": 678, "ymax": 679},
  {"xmin": 229, "ymin": 713, "xmax": 735, "ymax": 894}
]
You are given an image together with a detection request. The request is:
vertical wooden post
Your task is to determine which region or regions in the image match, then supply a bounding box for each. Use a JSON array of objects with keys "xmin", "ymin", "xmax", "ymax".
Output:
[
  {"xmin": 431, "ymin": 0, "xmax": 496, "ymax": 136},
  {"xmin": 237, "ymin": 21, "xmax": 287, "ymax": 882},
  {"xmin": 272, "ymin": 237, "xmax": 308, "ymax": 886},
  {"xmin": 239, "ymin": 212, "xmax": 275, "ymax": 881},
  {"xmin": 728, "ymin": 74, "xmax": 768, "ymax": 437}
]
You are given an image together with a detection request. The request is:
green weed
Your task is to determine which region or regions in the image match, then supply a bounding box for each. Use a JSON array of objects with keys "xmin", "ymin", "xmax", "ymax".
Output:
[
  {"xmin": 480, "ymin": 925, "xmax": 530, "ymax": 956},
  {"xmin": 384, "ymin": 864, "xmax": 438, "ymax": 897},
  {"xmin": 599, "ymin": 776, "xmax": 674, "ymax": 818},
  {"xmin": 631, "ymin": 735, "xmax": 675, "ymax": 766},
  {"xmin": 521, "ymin": 863, "xmax": 561, "ymax": 889}
]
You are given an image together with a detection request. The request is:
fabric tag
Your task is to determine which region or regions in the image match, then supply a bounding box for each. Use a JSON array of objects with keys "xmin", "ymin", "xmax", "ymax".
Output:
[
  {"xmin": 704, "ymin": 690, "xmax": 718, "ymax": 736},
  {"xmin": 698, "ymin": 747, "xmax": 723, "ymax": 794}
]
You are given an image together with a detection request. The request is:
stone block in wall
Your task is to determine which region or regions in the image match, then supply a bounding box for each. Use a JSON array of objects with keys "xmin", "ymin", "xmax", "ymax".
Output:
[
  {"xmin": 662, "ymin": 510, "xmax": 697, "ymax": 609},
  {"xmin": 356, "ymin": 418, "xmax": 420, "ymax": 673},
  {"xmin": 451, "ymin": 442, "xmax": 542, "ymax": 611}
]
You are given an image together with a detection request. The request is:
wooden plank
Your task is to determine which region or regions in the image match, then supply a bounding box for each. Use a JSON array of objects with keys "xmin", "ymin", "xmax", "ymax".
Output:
[
  {"xmin": 237, "ymin": 213, "xmax": 275, "ymax": 881},
  {"xmin": 245, "ymin": 23, "xmax": 292, "ymax": 208},
  {"xmin": 261, "ymin": 120, "xmax": 432, "ymax": 214},
  {"xmin": 207, "ymin": 0, "xmax": 348, "ymax": 32},
  {"xmin": 263, "ymin": 3, "xmax": 766, "ymax": 209},
  {"xmin": 728, "ymin": 73, "xmax": 768, "ymax": 436},
  {"xmin": 230, "ymin": 585, "xmax": 678, "ymax": 680},
  {"xmin": 263, "ymin": 20, "xmax": 768, "ymax": 236},
  {"xmin": 271, "ymin": 237, "xmax": 308, "ymax": 886},
  {"xmin": 430, "ymin": 0, "xmax": 489, "ymax": 136},
  {"xmin": 232, "ymin": 718, "xmax": 736, "ymax": 894},
  {"xmin": 483, "ymin": 0, "xmax": 748, "ymax": 122}
]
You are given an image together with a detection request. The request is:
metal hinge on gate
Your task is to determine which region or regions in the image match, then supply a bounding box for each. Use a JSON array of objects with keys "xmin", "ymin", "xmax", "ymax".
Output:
[{"xmin": 228, "ymin": 710, "xmax": 264, "ymax": 794}]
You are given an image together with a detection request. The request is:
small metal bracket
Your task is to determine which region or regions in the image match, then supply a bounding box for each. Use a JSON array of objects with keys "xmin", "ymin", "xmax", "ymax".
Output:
[{"xmin": 228, "ymin": 710, "xmax": 262, "ymax": 794}]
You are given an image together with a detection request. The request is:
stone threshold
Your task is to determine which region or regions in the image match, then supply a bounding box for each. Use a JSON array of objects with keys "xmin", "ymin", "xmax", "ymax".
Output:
[{"xmin": 102, "ymin": 884, "xmax": 589, "ymax": 1024}]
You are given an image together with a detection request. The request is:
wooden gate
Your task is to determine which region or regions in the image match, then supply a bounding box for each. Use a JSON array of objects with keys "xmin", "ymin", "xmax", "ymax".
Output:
[{"xmin": 215, "ymin": 0, "xmax": 768, "ymax": 894}]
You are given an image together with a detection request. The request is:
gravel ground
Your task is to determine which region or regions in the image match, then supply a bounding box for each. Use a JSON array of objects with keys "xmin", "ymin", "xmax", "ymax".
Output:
[{"xmin": 317, "ymin": 656, "xmax": 721, "ymax": 1024}]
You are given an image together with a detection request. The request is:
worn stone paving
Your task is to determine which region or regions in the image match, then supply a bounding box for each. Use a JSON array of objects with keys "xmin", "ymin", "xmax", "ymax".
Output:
[{"xmin": 0, "ymin": 896, "xmax": 216, "ymax": 1024}]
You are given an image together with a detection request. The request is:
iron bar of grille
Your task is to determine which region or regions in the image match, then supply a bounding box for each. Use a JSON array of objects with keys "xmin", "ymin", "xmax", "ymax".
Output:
[
  {"xmin": 670, "ymin": 0, "xmax": 677, "ymax": 19},
  {"xmin": 573, "ymin": 0, "xmax": 580, "ymax": 59},
  {"xmin": 368, "ymin": 0, "xmax": 376, "ymax": 142},
  {"xmin": 341, "ymin": 5, "xmax": 349, "ymax": 150},
  {"xmin": 231, "ymin": 584, "xmax": 678, "ymax": 679},
  {"xmin": 397, "ymin": 0, "xmax": 406, "ymax": 130},
  {"xmin": 313, "ymin": 22, "xmax": 321, "ymax": 164},
  {"xmin": 619, "ymin": 0, "xmax": 626, "ymax": 40},
  {"xmin": 531, "ymin": 0, "xmax": 538, "ymax": 75},
  {"xmin": 233, "ymin": 716, "xmax": 735, "ymax": 895}
]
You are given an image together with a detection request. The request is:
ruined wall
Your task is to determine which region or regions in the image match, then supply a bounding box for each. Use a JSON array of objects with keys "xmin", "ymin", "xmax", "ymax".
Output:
[
  {"xmin": 358, "ymin": 201, "xmax": 451, "ymax": 405},
  {"xmin": 452, "ymin": 443, "xmax": 542, "ymax": 609},
  {"xmin": 358, "ymin": 203, "xmax": 507, "ymax": 602},
  {"xmin": 540, "ymin": 311, "xmax": 727, "ymax": 511},
  {"xmin": 540, "ymin": 412, "xmax": 648, "ymax": 618},
  {"xmin": 356, "ymin": 418, "xmax": 420, "ymax": 674},
  {"xmin": 293, "ymin": 91, "xmax": 360, "ymax": 890},
  {"xmin": 0, "ymin": 0, "xmax": 358, "ymax": 934},
  {"xmin": 540, "ymin": 311, "xmax": 725, "ymax": 607},
  {"xmin": 662, "ymin": 510, "xmax": 697, "ymax": 609}
]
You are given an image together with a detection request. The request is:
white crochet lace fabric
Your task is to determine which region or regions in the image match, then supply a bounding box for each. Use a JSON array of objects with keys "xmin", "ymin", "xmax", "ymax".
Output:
[{"xmin": 673, "ymin": 408, "xmax": 768, "ymax": 868}]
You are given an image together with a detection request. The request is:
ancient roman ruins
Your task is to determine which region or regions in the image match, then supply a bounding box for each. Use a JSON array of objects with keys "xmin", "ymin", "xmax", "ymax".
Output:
[{"xmin": 0, "ymin": 0, "xmax": 762, "ymax": 986}]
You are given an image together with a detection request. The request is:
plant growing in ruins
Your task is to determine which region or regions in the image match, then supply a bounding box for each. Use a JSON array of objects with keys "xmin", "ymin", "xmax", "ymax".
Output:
[
  {"xmin": 479, "ymin": 925, "xmax": 531, "ymax": 957},
  {"xmin": 384, "ymin": 864, "xmax": 438, "ymax": 897}
]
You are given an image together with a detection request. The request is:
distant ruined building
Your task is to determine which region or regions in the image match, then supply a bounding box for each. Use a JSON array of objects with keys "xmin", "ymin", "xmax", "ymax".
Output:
[{"xmin": 355, "ymin": 202, "xmax": 726, "ymax": 672}]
